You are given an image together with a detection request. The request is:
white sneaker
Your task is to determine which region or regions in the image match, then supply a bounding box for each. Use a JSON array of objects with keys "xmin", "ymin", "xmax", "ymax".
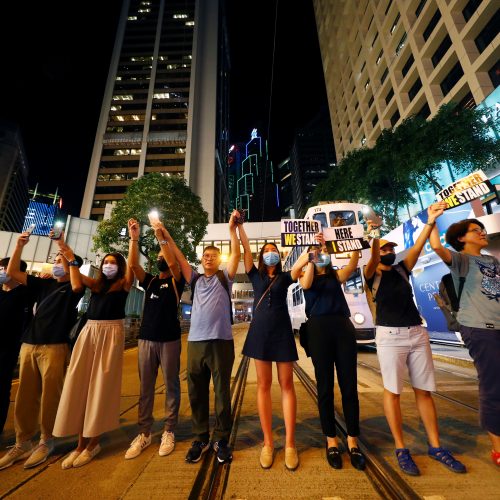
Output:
[
  {"xmin": 159, "ymin": 431, "xmax": 175, "ymax": 457},
  {"xmin": 0, "ymin": 441, "xmax": 33, "ymax": 470},
  {"xmin": 124, "ymin": 433, "xmax": 152, "ymax": 460}
]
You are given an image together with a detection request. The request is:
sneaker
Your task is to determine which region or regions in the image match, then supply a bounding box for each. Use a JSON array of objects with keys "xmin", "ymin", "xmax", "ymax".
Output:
[
  {"xmin": 125, "ymin": 433, "xmax": 152, "ymax": 460},
  {"xmin": 72, "ymin": 444, "xmax": 101, "ymax": 468},
  {"xmin": 159, "ymin": 431, "xmax": 175, "ymax": 457},
  {"xmin": 213, "ymin": 439, "xmax": 233, "ymax": 464},
  {"xmin": 24, "ymin": 438, "xmax": 55, "ymax": 469},
  {"xmin": 395, "ymin": 448, "xmax": 420, "ymax": 476},
  {"xmin": 185, "ymin": 440, "xmax": 210, "ymax": 463},
  {"xmin": 0, "ymin": 441, "xmax": 33, "ymax": 470},
  {"xmin": 428, "ymin": 446, "xmax": 466, "ymax": 473}
]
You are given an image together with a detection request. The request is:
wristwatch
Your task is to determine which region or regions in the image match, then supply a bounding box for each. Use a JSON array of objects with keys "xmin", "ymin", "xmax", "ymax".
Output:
[
  {"xmin": 159, "ymin": 239, "xmax": 168, "ymax": 245},
  {"xmin": 68, "ymin": 260, "xmax": 80, "ymax": 267}
]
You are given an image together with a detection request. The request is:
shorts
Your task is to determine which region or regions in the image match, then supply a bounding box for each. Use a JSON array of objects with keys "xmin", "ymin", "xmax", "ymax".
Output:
[{"xmin": 375, "ymin": 325, "xmax": 436, "ymax": 395}]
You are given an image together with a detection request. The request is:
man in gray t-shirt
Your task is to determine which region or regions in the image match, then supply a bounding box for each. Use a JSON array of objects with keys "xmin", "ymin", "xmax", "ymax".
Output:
[
  {"xmin": 163, "ymin": 212, "xmax": 241, "ymax": 464},
  {"xmin": 429, "ymin": 206, "xmax": 500, "ymax": 467}
]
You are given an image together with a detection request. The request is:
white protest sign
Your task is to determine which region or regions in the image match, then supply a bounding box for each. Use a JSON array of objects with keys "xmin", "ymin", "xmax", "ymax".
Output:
[{"xmin": 323, "ymin": 224, "xmax": 370, "ymax": 254}]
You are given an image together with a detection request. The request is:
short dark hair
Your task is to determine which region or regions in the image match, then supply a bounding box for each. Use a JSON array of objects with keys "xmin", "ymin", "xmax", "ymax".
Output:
[
  {"xmin": 445, "ymin": 218, "xmax": 485, "ymax": 251},
  {"xmin": 0, "ymin": 257, "xmax": 27, "ymax": 272},
  {"xmin": 257, "ymin": 242, "xmax": 282, "ymax": 276},
  {"xmin": 202, "ymin": 245, "xmax": 221, "ymax": 255}
]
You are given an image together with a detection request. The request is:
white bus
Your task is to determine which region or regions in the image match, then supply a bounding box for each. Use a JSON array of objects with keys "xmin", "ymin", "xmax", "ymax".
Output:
[{"xmin": 283, "ymin": 201, "xmax": 376, "ymax": 344}]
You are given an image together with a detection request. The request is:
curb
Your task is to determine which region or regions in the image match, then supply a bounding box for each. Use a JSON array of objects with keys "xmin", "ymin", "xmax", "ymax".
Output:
[{"xmin": 432, "ymin": 353, "xmax": 474, "ymax": 368}]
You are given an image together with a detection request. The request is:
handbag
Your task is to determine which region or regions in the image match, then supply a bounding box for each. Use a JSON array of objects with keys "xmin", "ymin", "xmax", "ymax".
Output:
[
  {"xmin": 299, "ymin": 320, "xmax": 311, "ymax": 357},
  {"xmin": 68, "ymin": 312, "xmax": 88, "ymax": 347}
]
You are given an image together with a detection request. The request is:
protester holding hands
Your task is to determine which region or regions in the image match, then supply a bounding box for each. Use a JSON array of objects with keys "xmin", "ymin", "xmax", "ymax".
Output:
[
  {"xmin": 429, "ymin": 201, "xmax": 500, "ymax": 467},
  {"xmin": 51, "ymin": 232, "xmax": 133, "ymax": 469},
  {"xmin": 238, "ymin": 214, "xmax": 305, "ymax": 471},
  {"xmin": 364, "ymin": 205, "xmax": 465, "ymax": 476},
  {"xmin": 299, "ymin": 232, "xmax": 365, "ymax": 470}
]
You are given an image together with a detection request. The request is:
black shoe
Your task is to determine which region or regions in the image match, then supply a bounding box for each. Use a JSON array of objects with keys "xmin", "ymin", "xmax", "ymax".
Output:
[
  {"xmin": 213, "ymin": 439, "xmax": 233, "ymax": 464},
  {"xmin": 185, "ymin": 440, "xmax": 210, "ymax": 463},
  {"xmin": 348, "ymin": 447, "xmax": 366, "ymax": 471},
  {"xmin": 326, "ymin": 446, "xmax": 343, "ymax": 469}
]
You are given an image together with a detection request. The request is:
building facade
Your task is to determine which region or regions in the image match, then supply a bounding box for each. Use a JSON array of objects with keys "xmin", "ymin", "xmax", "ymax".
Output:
[
  {"xmin": 313, "ymin": 0, "xmax": 499, "ymax": 159},
  {"xmin": 0, "ymin": 121, "xmax": 29, "ymax": 233},
  {"xmin": 80, "ymin": 0, "xmax": 230, "ymax": 223}
]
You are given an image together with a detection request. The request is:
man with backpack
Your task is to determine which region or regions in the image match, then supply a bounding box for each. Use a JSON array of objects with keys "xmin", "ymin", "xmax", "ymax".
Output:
[
  {"xmin": 429, "ymin": 203, "xmax": 500, "ymax": 467},
  {"xmin": 161, "ymin": 212, "xmax": 240, "ymax": 464},
  {"xmin": 364, "ymin": 205, "xmax": 466, "ymax": 476}
]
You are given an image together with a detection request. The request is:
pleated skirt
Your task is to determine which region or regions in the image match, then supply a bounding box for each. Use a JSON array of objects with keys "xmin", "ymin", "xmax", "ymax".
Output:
[{"xmin": 53, "ymin": 319, "xmax": 124, "ymax": 438}]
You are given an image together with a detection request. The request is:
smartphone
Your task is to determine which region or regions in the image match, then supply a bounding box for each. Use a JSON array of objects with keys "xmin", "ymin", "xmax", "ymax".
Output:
[
  {"xmin": 50, "ymin": 222, "xmax": 64, "ymax": 240},
  {"xmin": 25, "ymin": 223, "xmax": 36, "ymax": 235},
  {"xmin": 148, "ymin": 210, "xmax": 160, "ymax": 225},
  {"xmin": 235, "ymin": 209, "xmax": 246, "ymax": 224},
  {"xmin": 362, "ymin": 207, "xmax": 383, "ymax": 227}
]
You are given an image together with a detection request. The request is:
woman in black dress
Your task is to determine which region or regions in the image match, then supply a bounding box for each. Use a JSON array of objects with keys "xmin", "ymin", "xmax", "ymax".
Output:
[
  {"xmin": 238, "ymin": 221, "xmax": 305, "ymax": 470},
  {"xmin": 300, "ymin": 234, "xmax": 365, "ymax": 471}
]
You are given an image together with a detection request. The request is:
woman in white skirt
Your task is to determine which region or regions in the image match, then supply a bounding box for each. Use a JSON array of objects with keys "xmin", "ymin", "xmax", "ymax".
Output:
[{"xmin": 53, "ymin": 236, "xmax": 133, "ymax": 468}]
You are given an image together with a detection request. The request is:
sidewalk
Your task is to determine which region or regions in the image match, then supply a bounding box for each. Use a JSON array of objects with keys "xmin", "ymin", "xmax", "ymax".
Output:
[{"xmin": 430, "ymin": 343, "xmax": 473, "ymax": 367}]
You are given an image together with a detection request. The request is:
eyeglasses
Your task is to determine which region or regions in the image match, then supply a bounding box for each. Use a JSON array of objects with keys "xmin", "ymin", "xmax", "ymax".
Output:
[{"xmin": 467, "ymin": 228, "xmax": 487, "ymax": 235}]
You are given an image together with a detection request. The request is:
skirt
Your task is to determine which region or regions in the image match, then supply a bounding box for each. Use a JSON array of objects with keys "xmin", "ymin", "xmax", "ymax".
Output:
[{"xmin": 53, "ymin": 319, "xmax": 124, "ymax": 438}]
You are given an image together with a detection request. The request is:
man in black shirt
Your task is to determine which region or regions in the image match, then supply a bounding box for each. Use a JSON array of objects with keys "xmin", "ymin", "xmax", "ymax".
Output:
[
  {"xmin": 124, "ymin": 218, "xmax": 185, "ymax": 460},
  {"xmin": 0, "ymin": 232, "xmax": 83, "ymax": 471},
  {"xmin": 0, "ymin": 258, "xmax": 32, "ymax": 436}
]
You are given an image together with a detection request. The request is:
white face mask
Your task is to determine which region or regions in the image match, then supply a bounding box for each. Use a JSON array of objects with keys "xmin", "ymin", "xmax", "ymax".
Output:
[
  {"xmin": 102, "ymin": 263, "xmax": 118, "ymax": 279},
  {"xmin": 0, "ymin": 270, "xmax": 10, "ymax": 285},
  {"xmin": 52, "ymin": 264, "xmax": 66, "ymax": 278}
]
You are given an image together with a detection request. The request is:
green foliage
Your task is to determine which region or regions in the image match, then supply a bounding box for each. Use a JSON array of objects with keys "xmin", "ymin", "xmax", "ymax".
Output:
[
  {"xmin": 92, "ymin": 173, "xmax": 208, "ymax": 267},
  {"xmin": 313, "ymin": 103, "xmax": 500, "ymax": 229}
]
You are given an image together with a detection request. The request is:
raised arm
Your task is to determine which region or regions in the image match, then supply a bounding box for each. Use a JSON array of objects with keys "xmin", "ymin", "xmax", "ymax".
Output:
[
  {"xmin": 296, "ymin": 251, "xmax": 314, "ymax": 288},
  {"xmin": 154, "ymin": 223, "xmax": 181, "ymax": 282},
  {"xmin": 162, "ymin": 226, "xmax": 193, "ymax": 283},
  {"xmin": 6, "ymin": 233, "xmax": 30, "ymax": 285},
  {"xmin": 127, "ymin": 218, "xmax": 146, "ymax": 283},
  {"xmin": 403, "ymin": 202, "xmax": 447, "ymax": 271},
  {"xmin": 428, "ymin": 203, "xmax": 452, "ymax": 265},
  {"xmin": 226, "ymin": 210, "xmax": 241, "ymax": 280},
  {"xmin": 337, "ymin": 249, "xmax": 360, "ymax": 283},
  {"xmin": 237, "ymin": 217, "xmax": 254, "ymax": 273},
  {"xmin": 363, "ymin": 220, "xmax": 380, "ymax": 280},
  {"xmin": 54, "ymin": 232, "xmax": 88, "ymax": 292}
]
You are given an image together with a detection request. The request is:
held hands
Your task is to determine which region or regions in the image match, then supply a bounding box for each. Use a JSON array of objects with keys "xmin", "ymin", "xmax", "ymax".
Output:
[
  {"xmin": 229, "ymin": 210, "xmax": 240, "ymax": 230},
  {"xmin": 128, "ymin": 218, "xmax": 140, "ymax": 241},
  {"xmin": 151, "ymin": 220, "xmax": 170, "ymax": 243},
  {"xmin": 366, "ymin": 219, "xmax": 381, "ymax": 239},
  {"xmin": 427, "ymin": 202, "xmax": 446, "ymax": 223}
]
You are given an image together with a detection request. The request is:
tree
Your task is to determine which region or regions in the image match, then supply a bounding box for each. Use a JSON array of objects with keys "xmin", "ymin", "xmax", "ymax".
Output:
[
  {"xmin": 313, "ymin": 102, "xmax": 500, "ymax": 229},
  {"xmin": 92, "ymin": 173, "xmax": 208, "ymax": 268}
]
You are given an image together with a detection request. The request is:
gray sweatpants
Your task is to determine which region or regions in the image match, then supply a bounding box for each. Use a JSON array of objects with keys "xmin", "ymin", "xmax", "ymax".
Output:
[{"xmin": 138, "ymin": 339, "xmax": 181, "ymax": 435}]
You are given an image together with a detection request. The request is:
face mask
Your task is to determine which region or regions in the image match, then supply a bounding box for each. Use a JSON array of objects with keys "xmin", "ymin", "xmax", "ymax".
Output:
[
  {"xmin": 380, "ymin": 253, "xmax": 396, "ymax": 266},
  {"xmin": 0, "ymin": 270, "xmax": 10, "ymax": 285},
  {"xmin": 157, "ymin": 259, "xmax": 169, "ymax": 273},
  {"xmin": 52, "ymin": 264, "xmax": 66, "ymax": 278},
  {"xmin": 102, "ymin": 264, "xmax": 118, "ymax": 279},
  {"xmin": 263, "ymin": 251, "xmax": 280, "ymax": 266},
  {"xmin": 315, "ymin": 254, "xmax": 331, "ymax": 268}
]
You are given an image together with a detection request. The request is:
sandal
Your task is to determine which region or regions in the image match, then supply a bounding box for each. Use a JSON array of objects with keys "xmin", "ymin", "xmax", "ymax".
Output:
[
  {"xmin": 428, "ymin": 446, "xmax": 466, "ymax": 473},
  {"xmin": 395, "ymin": 448, "xmax": 420, "ymax": 476},
  {"xmin": 492, "ymin": 449, "xmax": 500, "ymax": 467}
]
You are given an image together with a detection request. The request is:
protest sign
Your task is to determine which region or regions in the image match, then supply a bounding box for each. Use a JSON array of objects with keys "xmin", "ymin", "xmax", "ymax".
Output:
[
  {"xmin": 436, "ymin": 170, "xmax": 494, "ymax": 209},
  {"xmin": 280, "ymin": 219, "xmax": 320, "ymax": 246},
  {"xmin": 323, "ymin": 224, "xmax": 370, "ymax": 254}
]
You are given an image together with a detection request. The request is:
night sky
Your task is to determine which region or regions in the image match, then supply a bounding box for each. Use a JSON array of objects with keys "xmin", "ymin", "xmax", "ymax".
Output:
[{"xmin": 0, "ymin": 0, "xmax": 327, "ymax": 216}]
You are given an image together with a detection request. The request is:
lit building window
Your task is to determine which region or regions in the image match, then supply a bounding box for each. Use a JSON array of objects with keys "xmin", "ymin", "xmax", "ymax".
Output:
[
  {"xmin": 116, "ymin": 76, "xmax": 122, "ymax": 81},
  {"xmin": 154, "ymin": 93, "xmax": 170, "ymax": 99},
  {"xmin": 113, "ymin": 95, "xmax": 134, "ymax": 101},
  {"xmin": 128, "ymin": 16, "xmax": 138, "ymax": 21},
  {"xmin": 132, "ymin": 115, "xmax": 140, "ymax": 121},
  {"xmin": 173, "ymin": 13, "xmax": 188, "ymax": 19},
  {"xmin": 116, "ymin": 116, "xmax": 125, "ymax": 121},
  {"xmin": 185, "ymin": 21, "xmax": 194, "ymax": 26}
]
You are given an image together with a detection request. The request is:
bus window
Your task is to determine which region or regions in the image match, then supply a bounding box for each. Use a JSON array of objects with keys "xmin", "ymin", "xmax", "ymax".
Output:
[
  {"xmin": 313, "ymin": 212, "xmax": 328, "ymax": 229},
  {"xmin": 329, "ymin": 211, "xmax": 355, "ymax": 227},
  {"xmin": 343, "ymin": 267, "xmax": 364, "ymax": 294},
  {"xmin": 358, "ymin": 210, "xmax": 367, "ymax": 231}
]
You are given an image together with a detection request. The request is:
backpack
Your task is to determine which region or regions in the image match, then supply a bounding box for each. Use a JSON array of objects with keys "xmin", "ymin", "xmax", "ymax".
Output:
[
  {"xmin": 190, "ymin": 270, "xmax": 234, "ymax": 324},
  {"xmin": 364, "ymin": 264, "xmax": 412, "ymax": 325}
]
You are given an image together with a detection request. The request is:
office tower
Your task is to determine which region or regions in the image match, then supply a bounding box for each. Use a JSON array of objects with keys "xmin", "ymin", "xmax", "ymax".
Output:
[
  {"xmin": 80, "ymin": 0, "xmax": 230, "ymax": 223},
  {"xmin": 289, "ymin": 108, "xmax": 337, "ymax": 217},
  {"xmin": 234, "ymin": 129, "xmax": 280, "ymax": 222},
  {"xmin": 313, "ymin": 0, "xmax": 499, "ymax": 160},
  {"xmin": 0, "ymin": 121, "xmax": 29, "ymax": 233},
  {"xmin": 277, "ymin": 157, "xmax": 295, "ymax": 218}
]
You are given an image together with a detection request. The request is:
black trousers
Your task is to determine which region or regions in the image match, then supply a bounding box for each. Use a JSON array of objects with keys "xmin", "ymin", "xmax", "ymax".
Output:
[
  {"xmin": 0, "ymin": 343, "xmax": 21, "ymax": 434},
  {"xmin": 308, "ymin": 315, "xmax": 360, "ymax": 438}
]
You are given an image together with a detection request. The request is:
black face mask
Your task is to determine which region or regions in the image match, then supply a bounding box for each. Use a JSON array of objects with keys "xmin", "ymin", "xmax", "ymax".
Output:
[
  {"xmin": 157, "ymin": 259, "xmax": 169, "ymax": 272},
  {"xmin": 380, "ymin": 253, "xmax": 396, "ymax": 266}
]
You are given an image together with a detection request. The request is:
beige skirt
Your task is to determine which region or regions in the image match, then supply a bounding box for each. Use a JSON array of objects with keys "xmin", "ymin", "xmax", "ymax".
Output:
[{"xmin": 53, "ymin": 319, "xmax": 124, "ymax": 438}]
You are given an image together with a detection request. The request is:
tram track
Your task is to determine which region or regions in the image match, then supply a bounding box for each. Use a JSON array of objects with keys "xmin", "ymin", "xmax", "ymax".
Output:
[
  {"xmin": 188, "ymin": 354, "xmax": 250, "ymax": 500},
  {"xmin": 293, "ymin": 362, "xmax": 420, "ymax": 500},
  {"xmin": 357, "ymin": 360, "xmax": 479, "ymax": 413}
]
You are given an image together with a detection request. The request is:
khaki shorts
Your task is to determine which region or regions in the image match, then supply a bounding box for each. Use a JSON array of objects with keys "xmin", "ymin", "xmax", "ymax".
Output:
[{"xmin": 375, "ymin": 325, "xmax": 436, "ymax": 395}]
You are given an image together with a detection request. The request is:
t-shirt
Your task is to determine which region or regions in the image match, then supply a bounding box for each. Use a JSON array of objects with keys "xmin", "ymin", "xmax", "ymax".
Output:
[
  {"xmin": 23, "ymin": 275, "xmax": 84, "ymax": 344},
  {"xmin": 139, "ymin": 273, "xmax": 186, "ymax": 342},
  {"xmin": 188, "ymin": 269, "xmax": 233, "ymax": 341},
  {"xmin": 303, "ymin": 273, "xmax": 350, "ymax": 318},
  {"xmin": 449, "ymin": 252, "xmax": 500, "ymax": 329},
  {"xmin": 0, "ymin": 285, "xmax": 33, "ymax": 349},
  {"xmin": 366, "ymin": 261, "xmax": 421, "ymax": 327}
]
